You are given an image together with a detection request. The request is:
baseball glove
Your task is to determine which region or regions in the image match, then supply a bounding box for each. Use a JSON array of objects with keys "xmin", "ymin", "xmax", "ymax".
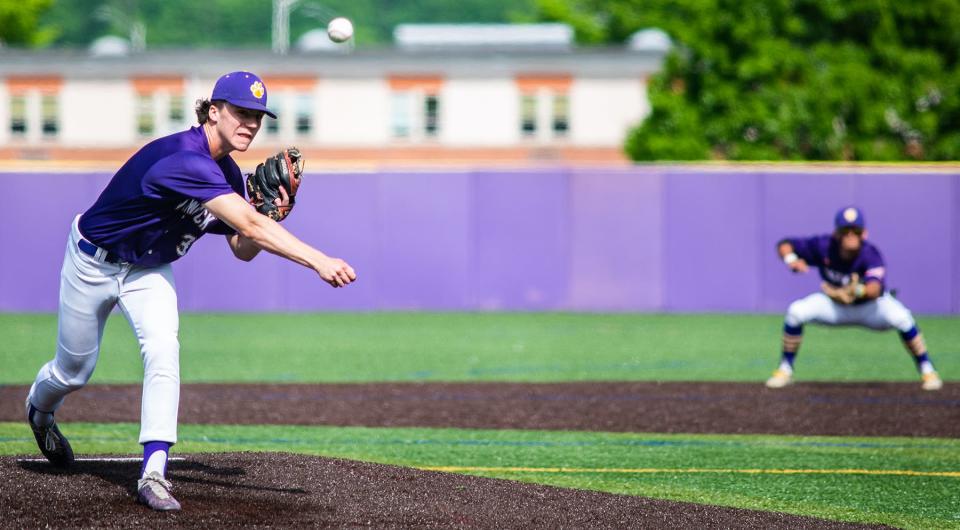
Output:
[
  {"xmin": 245, "ymin": 147, "xmax": 303, "ymax": 222},
  {"xmin": 821, "ymin": 273, "xmax": 860, "ymax": 305}
]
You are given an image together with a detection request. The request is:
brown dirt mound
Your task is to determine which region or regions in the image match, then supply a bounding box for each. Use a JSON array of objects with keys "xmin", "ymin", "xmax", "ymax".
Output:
[
  {"xmin": 2, "ymin": 381, "xmax": 957, "ymax": 437},
  {"xmin": 2, "ymin": 453, "xmax": 890, "ymax": 529}
]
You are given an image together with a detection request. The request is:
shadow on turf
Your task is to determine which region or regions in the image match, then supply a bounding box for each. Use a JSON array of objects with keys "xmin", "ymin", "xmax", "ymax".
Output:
[{"xmin": 17, "ymin": 459, "xmax": 308, "ymax": 495}]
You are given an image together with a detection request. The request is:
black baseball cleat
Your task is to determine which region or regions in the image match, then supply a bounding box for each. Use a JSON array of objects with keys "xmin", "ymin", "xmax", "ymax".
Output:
[{"xmin": 25, "ymin": 398, "xmax": 75, "ymax": 468}]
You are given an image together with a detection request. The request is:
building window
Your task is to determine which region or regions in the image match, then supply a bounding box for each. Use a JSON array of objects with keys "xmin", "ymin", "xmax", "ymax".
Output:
[
  {"xmin": 257, "ymin": 78, "xmax": 317, "ymax": 141},
  {"xmin": 391, "ymin": 91, "xmax": 441, "ymax": 140},
  {"xmin": 295, "ymin": 93, "xmax": 312, "ymax": 135},
  {"xmin": 265, "ymin": 95, "xmax": 282, "ymax": 136},
  {"xmin": 516, "ymin": 76, "xmax": 572, "ymax": 141},
  {"xmin": 519, "ymin": 91, "xmax": 570, "ymax": 140},
  {"xmin": 132, "ymin": 78, "xmax": 186, "ymax": 135},
  {"xmin": 388, "ymin": 77, "xmax": 443, "ymax": 142},
  {"xmin": 520, "ymin": 94, "xmax": 537, "ymax": 136},
  {"xmin": 137, "ymin": 94, "xmax": 155, "ymax": 136},
  {"xmin": 552, "ymin": 93, "xmax": 569, "ymax": 136},
  {"xmin": 10, "ymin": 95, "xmax": 27, "ymax": 136},
  {"xmin": 168, "ymin": 95, "xmax": 185, "ymax": 126},
  {"xmin": 265, "ymin": 115, "xmax": 279, "ymax": 135},
  {"xmin": 424, "ymin": 94, "xmax": 439, "ymax": 137},
  {"xmin": 391, "ymin": 92, "xmax": 412, "ymax": 138},
  {"xmin": 41, "ymin": 94, "xmax": 59, "ymax": 137},
  {"xmin": 136, "ymin": 92, "xmax": 185, "ymax": 135}
]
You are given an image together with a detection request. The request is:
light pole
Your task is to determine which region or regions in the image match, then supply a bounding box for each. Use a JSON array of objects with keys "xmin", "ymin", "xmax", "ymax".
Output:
[
  {"xmin": 272, "ymin": 0, "xmax": 302, "ymax": 54},
  {"xmin": 95, "ymin": 4, "xmax": 147, "ymax": 52},
  {"xmin": 273, "ymin": 0, "xmax": 346, "ymax": 54}
]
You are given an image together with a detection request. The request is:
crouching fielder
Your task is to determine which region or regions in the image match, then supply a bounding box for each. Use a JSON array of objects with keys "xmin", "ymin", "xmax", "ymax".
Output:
[{"xmin": 766, "ymin": 206, "xmax": 942, "ymax": 391}]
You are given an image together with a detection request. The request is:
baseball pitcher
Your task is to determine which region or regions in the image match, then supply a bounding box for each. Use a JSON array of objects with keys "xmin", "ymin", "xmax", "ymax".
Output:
[
  {"xmin": 766, "ymin": 206, "xmax": 942, "ymax": 391},
  {"xmin": 24, "ymin": 71, "xmax": 356, "ymax": 511}
]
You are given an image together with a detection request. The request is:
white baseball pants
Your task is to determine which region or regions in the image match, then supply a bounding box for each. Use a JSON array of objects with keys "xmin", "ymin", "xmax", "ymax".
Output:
[
  {"xmin": 784, "ymin": 291, "xmax": 915, "ymax": 332},
  {"xmin": 28, "ymin": 215, "xmax": 180, "ymax": 444}
]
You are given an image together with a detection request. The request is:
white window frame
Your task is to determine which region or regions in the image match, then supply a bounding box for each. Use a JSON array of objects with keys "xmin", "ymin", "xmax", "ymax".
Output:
[
  {"xmin": 519, "ymin": 88, "xmax": 570, "ymax": 143},
  {"xmin": 9, "ymin": 93, "xmax": 28, "ymax": 138},
  {"xmin": 391, "ymin": 89, "xmax": 441, "ymax": 142},
  {"xmin": 8, "ymin": 90, "xmax": 60, "ymax": 142},
  {"xmin": 294, "ymin": 92, "xmax": 313, "ymax": 137}
]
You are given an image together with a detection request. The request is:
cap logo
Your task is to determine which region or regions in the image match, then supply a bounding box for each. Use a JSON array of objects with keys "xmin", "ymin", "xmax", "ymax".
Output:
[
  {"xmin": 843, "ymin": 208, "xmax": 858, "ymax": 222},
  {"xmin": 250, "ymin": 81, "xmax": 265, "ymax": 99}
]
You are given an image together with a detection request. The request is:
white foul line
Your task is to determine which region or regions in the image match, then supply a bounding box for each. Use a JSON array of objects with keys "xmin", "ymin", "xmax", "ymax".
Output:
[{"xmin": 16, "ymin": 457, "xmax": 187, "ymax": 463}]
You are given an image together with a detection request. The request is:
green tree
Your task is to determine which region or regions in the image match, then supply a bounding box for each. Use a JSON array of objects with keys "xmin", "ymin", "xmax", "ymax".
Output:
[
  {"xmin": 0, "ymin": 0, "xmax": 56, "ymax": 46},
  {"xmin": 538, "ymin": 0, "xmax": 960, "ymax": 161}
]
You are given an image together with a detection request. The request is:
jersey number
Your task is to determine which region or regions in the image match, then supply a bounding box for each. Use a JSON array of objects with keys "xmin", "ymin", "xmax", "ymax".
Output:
[{"xmin": 176, "ymin": 234, "xmax": 197, "ymax": 256}]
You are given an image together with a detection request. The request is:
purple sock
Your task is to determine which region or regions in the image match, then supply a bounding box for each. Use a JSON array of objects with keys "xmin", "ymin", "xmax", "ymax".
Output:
[{"xmin": 141, "ymin": 441, "xmax": 171, "ymax": 477}]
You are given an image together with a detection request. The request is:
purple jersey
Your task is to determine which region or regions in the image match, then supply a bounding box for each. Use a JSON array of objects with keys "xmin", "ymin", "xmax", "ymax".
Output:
[
  {"xmin": 78, "ymin": 126, "xmax": 244, "ymax": 267},
  {"xmin": 788, "ymin": 234, "xmax": 887, "ymax": 292}
]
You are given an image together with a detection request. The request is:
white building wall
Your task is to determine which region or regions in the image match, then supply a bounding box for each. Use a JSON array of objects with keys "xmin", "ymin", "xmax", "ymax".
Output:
[
  {"xmin": 315, "ymin": 79, "xmax": 390, "ymax": 145},
  {"xmin": 60, "ymin": 81, "xmax": 136, "ymax": 146},
  {"xmin": 1, "ymin": 73, "xmax": 656, "ymax": 150},
  {"xmin": 0, "ymin": 84, "xmax": 8, "ymax": 146},
  {"xmin": 186, "ymin": 77, "xmax": 217, "ymax": 112},
  {"xmin": 184, "ymin": 76, "xmax": 228, "ymax": 132},
  {"xmin": 441, "ymin": 79, "xmax": 518, "ymax": 146},
  {"xmin": 568, "ymin": 78, "xmax": 650, "ymax": 146}
]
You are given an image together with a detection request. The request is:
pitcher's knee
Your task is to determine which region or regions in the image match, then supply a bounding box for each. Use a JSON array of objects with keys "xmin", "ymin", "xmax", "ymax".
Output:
[
  {"xmin": 60, "ymin": 373, "xmax": 93, "ymax": 390},
  {"xmin": 53, "ymin": 357, "xmax": 96, "ymax": 390},
  {"xmin": 141, "ymin": 336, "xmax": 180, "ymax": 374}
]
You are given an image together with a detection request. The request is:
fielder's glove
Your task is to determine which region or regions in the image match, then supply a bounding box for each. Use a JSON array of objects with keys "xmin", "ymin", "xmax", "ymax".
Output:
[
  {"xmin": 821, "ymin": 273, "xmax": 860, "ymax": 305},
  {"xmin": 245, "ymin": 147, "xmax": 303, "ymax": 222}
]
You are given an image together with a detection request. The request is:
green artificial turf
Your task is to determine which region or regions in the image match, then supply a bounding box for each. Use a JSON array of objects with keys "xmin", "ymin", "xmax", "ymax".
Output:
[
  {"xmin": 1, "ymin": 312, "xmax": 957, "ymax": 384},
  {"xmin": 1, "ymin": 422, "xmax": 958, "ymax": 529}
]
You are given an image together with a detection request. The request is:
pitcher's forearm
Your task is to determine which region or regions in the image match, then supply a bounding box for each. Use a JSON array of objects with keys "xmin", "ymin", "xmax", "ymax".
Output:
[
  {"xmin": 238, "ymin": 214, "xmax": 327, "ymax": 269},
  {"xmin": 227, "ymin": 234, "xmax": 262, "ymax": 261},
  {"xmin": 205, "ymin": 193, "xmax": 329, "ymax": 271}
]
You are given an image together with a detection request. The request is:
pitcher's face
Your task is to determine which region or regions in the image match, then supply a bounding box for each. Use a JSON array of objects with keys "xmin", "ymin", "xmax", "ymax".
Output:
[{"xmin": 213, "ymin": 103, "xmax": 263, "ymax": 152}]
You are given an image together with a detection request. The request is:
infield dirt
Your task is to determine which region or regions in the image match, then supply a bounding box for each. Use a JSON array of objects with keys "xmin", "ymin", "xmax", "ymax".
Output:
[{"xmin": 3, "ymin": 381, "xmax": 957, "ymax": 436}]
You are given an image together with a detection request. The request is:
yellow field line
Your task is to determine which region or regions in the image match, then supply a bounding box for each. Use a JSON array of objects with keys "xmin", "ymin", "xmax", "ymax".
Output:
[{"xmin": 419, "ymin": 466, "xmax": 960, "ymax": 478}]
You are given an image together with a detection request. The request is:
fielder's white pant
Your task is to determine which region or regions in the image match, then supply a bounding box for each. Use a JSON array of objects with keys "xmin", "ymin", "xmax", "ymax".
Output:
[
  {"xmin": 784, "ymin": 292, "xmax": 915, "ymax": 332},
  {"xmin": 28, "ymin": 215, "xmax": 180, "ymax": 444}
]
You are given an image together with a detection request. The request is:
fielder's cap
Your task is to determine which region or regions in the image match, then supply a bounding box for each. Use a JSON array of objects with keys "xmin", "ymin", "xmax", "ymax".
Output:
[
  {"xmin": 211, "ymin": 71, "xmax": 277, "ymax": 119},
  {"xmin": 834, "ymin": 206, "xmax": 865, "ymax": 230}
]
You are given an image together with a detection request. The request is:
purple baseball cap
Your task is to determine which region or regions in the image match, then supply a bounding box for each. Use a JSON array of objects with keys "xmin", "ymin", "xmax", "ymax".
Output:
[
  {"xmin": 834, "ymin": 206, "xmax": 866, "ymax": 230},
  {"xmin": 211, "ymin": 71, "xmax": 277, "ymax": 119}
]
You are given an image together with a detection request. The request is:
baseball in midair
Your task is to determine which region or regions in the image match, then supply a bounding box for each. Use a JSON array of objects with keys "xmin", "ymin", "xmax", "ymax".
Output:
[{"xmin": 327, "ymin": 17, "xmax": 354, "ymax": 43}]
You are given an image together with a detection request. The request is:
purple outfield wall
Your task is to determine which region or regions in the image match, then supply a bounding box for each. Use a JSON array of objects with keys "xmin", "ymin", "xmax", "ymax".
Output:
[{"xmin": 2, "ymin": 166, "xmax": 958, "ymax": 313}]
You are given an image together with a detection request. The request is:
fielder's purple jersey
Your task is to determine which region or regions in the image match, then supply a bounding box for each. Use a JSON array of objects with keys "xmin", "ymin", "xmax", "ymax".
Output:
[
  {"xmin": 788, "ymin": 235, "xmax": 887, "ymax": 291},
  {"xmin": 79, "ymin": 126, "xmax": 244, "ymax": 267}
]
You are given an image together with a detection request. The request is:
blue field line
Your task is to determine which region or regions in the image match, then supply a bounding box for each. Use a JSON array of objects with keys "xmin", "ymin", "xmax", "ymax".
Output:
[{"xmin": 3, "ymin": 434, "xmax": 950, "ymax": 451}]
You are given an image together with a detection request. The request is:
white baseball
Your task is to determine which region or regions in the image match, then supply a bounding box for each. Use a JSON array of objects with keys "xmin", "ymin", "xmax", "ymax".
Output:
[{"xmin": 327, "ymin": 17, "xmax": 354, "ymax": 43}]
